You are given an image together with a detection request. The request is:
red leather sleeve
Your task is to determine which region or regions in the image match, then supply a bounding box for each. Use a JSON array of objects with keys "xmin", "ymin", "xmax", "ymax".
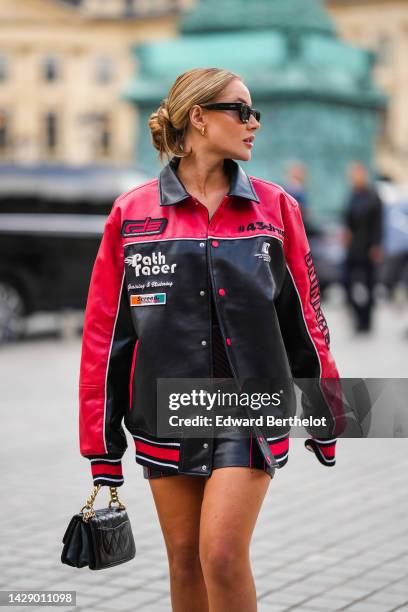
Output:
[
  {"xmin": 78, "ymin": 203, "xmax": 138, "ymax": 486},
  {"xmin": 276, "ymin": 192, "xmax": 345, "ymax": 460}
]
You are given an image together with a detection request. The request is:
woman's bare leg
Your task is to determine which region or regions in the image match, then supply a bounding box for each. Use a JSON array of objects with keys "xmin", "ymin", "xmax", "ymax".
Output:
[
  {"xmin": 199, "ymin": 467, "xmax": 271, "ymax": 612},
  {"xmin": 148, "ymin": 474, "xmax": 209, "ymax": 612}
]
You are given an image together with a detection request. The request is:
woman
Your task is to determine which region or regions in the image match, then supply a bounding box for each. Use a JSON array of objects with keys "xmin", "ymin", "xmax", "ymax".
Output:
[{"xmin": 79, "ymin": 68, "xmax": 343, "ymax": 611}]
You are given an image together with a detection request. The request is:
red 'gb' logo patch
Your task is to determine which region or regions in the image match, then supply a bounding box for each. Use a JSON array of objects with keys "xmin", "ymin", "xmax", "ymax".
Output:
[{"xmin": 121, "ymin": 217, "xmax": 168, "ymax": 237}]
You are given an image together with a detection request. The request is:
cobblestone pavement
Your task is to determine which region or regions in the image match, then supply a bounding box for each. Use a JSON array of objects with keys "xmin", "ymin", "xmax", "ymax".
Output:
[{"xmin": 0, "ymin": 299, "xmax": 407, "ymax": 612}]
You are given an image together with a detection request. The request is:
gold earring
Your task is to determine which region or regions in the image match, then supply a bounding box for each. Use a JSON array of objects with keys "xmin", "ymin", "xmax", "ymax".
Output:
[{"xmin": 201, "ymin": 126, "xmax": 206, "ymax": 136}]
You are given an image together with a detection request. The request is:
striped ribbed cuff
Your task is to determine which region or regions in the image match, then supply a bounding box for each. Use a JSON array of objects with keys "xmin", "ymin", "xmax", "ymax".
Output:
[
  {"xmin": 304, "ymin": 438, "xmax": 337, "ymax": 466},
  {"xmin": 87, "ymin": 455, "xmax": 124, "ymax": 486}
]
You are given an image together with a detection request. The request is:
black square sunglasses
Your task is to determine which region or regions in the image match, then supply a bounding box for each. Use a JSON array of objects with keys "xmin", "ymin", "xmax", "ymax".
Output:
[{"xmin": 199, "ymin": 102, "xmax": 261, "ymax": 124}]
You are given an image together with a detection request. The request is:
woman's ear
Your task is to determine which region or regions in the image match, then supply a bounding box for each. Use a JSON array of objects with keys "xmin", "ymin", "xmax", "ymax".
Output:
[{"xmin": 189, "ymin": 104, "xmax": 206, "ymax": 133}]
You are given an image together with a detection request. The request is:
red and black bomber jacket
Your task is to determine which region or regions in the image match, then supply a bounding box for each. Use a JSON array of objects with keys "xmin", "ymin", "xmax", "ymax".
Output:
[{"xmin": 78, "ymin": 157, "xmax": 345, "ymax": 486}]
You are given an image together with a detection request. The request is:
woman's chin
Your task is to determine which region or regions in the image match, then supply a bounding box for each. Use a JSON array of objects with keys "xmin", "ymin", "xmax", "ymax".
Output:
[{"xmin": 230, "ymin": 149, "xmax": 252, "ymax": 162}]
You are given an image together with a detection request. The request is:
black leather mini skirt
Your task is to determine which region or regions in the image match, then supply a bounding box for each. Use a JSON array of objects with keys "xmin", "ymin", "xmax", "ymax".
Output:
[{"xmin": 143, "ymin": 310, "xmax": 272, "ymax": 480}]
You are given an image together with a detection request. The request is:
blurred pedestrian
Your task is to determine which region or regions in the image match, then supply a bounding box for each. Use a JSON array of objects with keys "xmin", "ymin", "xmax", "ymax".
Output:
[
  {"xmin": 342, "ymin": 162, "xmax": 384, "ymax": 333},
  {"xmin": 284, "ymin": 160, "xmax": 309, "ymax": 222},
  {"xmin": 284, "ymin": 160, "xmax": 320, "ymax": 238}
]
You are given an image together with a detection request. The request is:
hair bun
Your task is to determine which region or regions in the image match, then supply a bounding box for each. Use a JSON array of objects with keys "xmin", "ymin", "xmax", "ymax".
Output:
[
  {"xmin": 158, "ymin": 100, "xmax": 170, "ymax": 123},
  {"xmin": 148, "ymin": 98, "xmax": 178, "ymax": 154}
]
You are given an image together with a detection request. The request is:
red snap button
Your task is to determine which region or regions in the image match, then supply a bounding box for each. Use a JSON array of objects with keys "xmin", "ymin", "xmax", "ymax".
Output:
[
  {"xmin": 226, "ymin": 337, "xmax": 232, "ymax": 346},
  {"xmin": 218, "ymin": 288, "xmax": 225, "ymax": 296},
  {"xmin": 212, "ymin": 240, "xmax": 219, "ymax": 247}
]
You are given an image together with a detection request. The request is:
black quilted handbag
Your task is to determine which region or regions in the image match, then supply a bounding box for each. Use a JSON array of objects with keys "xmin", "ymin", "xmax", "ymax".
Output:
[{"xmin": 61, "ymin": 484, "xmax": 136, "ymax": 570}]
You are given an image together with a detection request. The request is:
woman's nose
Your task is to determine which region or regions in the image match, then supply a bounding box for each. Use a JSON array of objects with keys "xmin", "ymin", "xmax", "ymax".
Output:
[{"xmin": 248, "ymin": 115, "xmax": 260, "ymax": 129}]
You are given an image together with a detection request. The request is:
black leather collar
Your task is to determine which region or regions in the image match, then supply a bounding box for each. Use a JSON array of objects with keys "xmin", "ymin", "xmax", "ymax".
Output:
[{"xmin": 158, "ymin": 157, "xmax": 260, "ymax": 206}]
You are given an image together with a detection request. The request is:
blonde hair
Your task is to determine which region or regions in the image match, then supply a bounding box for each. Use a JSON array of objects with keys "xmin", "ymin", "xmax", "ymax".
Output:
[{"xmin": 148, "ymin": 67, "xmax": 242, "ymax": 163}]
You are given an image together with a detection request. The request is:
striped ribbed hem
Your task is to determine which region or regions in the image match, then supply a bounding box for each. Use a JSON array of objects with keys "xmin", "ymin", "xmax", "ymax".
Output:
[
  {"xmin": 133, "ymin": 432, "xmax": 180, "ymax": 471},
  {"xmin": 267, "ymin": 434, "xmax": 289, "ymax": 468},
  {"xmin": 304, "ymin": 438, "xmax": 337, "ymax": 466},
  {"xmin": 87, "ymin": 455, "xmax": 124, "ymax": 486}
]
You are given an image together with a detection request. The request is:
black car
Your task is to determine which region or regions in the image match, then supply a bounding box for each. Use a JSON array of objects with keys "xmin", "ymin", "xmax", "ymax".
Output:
[{"xmin": 0, "ymin": 164, "xmax": 150, "ymax": 342}]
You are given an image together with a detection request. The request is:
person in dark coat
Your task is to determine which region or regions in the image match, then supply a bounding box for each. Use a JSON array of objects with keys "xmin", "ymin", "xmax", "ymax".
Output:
[
  {"xmin": 284, "ymin": 160, "xmax": 322, "ymax": 240},
  {"xmin": 342, "ymin": 162, "xmax": 384, "ymax": 333}
]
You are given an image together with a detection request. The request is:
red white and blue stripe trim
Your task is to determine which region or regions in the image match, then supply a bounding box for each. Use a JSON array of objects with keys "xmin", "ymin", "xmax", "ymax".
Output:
[
  {"xmin": 267, "ymin": 434, "xmax": 290, "ymax": 468},
  {"xmin": 304, "ymin": 437, "xmax": 337, "ymax": 466},
  {"xmin": 133, "ymin": 433, "xmax": 180, "ymax": 471},
  {"xmin": 87, "ymin": 455, "xmax": 124, "ymax": 486}
]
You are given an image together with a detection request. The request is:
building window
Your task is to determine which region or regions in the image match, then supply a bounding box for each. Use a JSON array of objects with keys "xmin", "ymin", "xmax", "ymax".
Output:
[
  {"xmin": 124, "ymin": 0, "xmax": 134, "ymax": 15},
  {"xmin": 378, "ymin": 107, "xmax": 390, "ymax": 146},
  {"xmin": 45, "ymin": 112, "xmax": 58, "ymax": 153},
  {"xmin": 94, "ymin": 113, "xmax": 112, "ymax": 157},
  {"xmin": 99, "ymin": 113, "xmax": 112, "ymax": 157},
  {"xmin": 377, "ymin": 33, "xmax": 392, "ymax": 65},
  {"xmin": 43, "ymin": 56, "xmax": 59, "ymax": 82},
  {"xmin": 0, "ymin": 56, "xmax": 8, "ymax": 82},
  {"xmin": 95, "ymin": 56, "xmax": 114, "ymax": 84},
  {"xmin": 0, "ymin": 110, "xmax": 9, "ymax": 154}
]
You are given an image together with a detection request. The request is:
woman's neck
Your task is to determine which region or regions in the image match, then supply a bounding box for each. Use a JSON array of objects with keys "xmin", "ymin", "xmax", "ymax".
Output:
[{"xmin": 175, "ymin": 155, "xmax": 231, "ymax": 199}]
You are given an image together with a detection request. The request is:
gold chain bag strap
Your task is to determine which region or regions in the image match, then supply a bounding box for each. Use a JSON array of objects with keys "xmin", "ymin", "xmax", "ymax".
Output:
[{"xmin": 61, "ymin": 485, "xmax": 136, "ymax": 570}]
